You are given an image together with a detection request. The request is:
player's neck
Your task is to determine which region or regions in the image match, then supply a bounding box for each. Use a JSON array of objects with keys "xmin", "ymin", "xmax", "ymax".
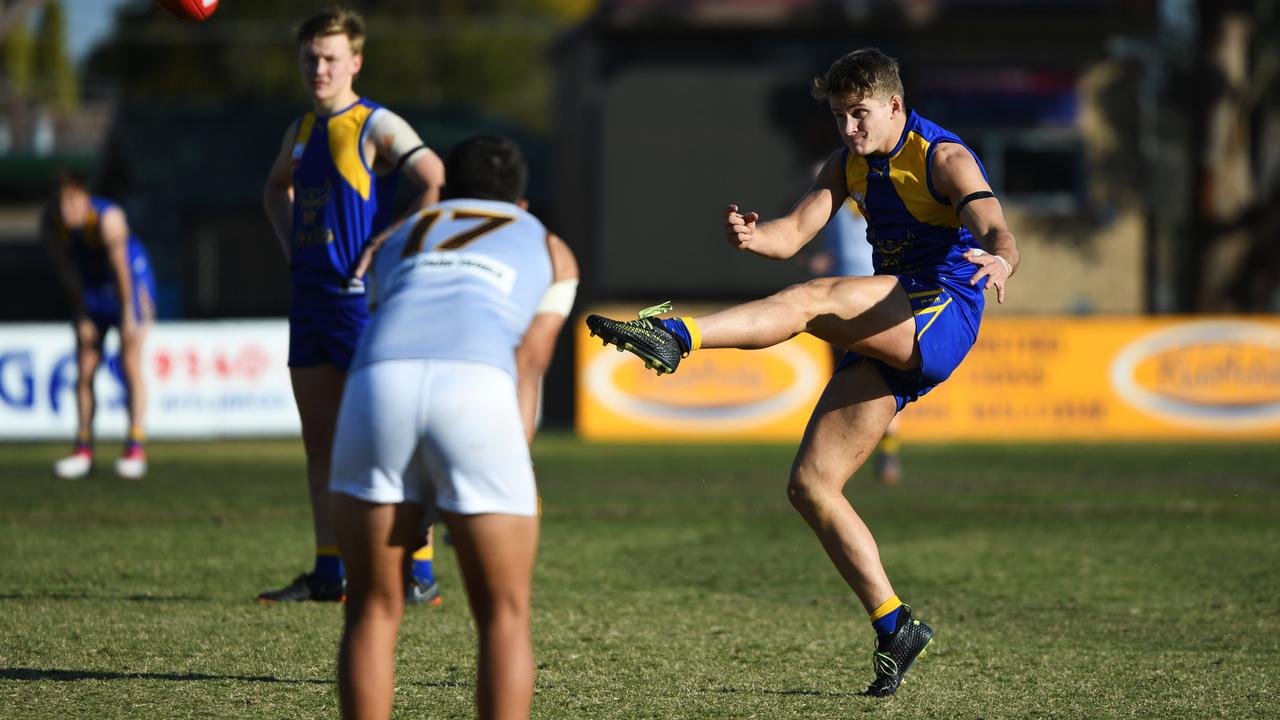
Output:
[
  {"xmin": 872, "ymin": 115, "xmax": 909, "ymax": 156},
  {"xmin": 313, "ymin": 88, "xmax": 360, "ymax": 116}
]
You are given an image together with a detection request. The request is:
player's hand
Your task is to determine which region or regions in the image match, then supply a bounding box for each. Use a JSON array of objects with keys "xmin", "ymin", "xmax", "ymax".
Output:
[
  {"xmin": 964, "ymin": 248, "xmax": 1011, "ymax": 304},
  {"xmin": 724, "ymin": 204, "xmax": 760, "ymax": 250}
]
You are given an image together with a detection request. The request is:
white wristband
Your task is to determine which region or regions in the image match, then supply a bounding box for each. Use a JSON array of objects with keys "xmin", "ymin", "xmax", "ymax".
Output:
[{"xmin": 993, "ymin": 254, "xmax": 1012, "ymax": 275}]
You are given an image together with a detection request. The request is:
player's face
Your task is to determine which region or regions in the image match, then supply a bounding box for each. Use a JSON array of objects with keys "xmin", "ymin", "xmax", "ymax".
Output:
[
  {"xmin": 299, "ymin": 33, "xmax": 363, "ymax": 105},
  {"xmin": 58, "ymin": 188, "xmax": 89, "ymax": 228},
  {"xmin": 829, "ymin": 93, "xmax": 900, "ymax": 156}
]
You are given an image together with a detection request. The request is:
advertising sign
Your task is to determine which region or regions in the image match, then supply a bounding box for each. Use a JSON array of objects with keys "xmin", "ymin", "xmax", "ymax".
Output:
[
  {"xmin": 576, "ymin": 306, "xmax": 834, "ymax": 441},
  {"xmin": 0, "ymin": 321, "xmax": 299, "ymax": 439}
]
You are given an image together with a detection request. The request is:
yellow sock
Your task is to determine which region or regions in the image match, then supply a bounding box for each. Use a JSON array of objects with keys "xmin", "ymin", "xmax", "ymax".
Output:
[
  {"xmin": 412, "ymin": 545, "xmax": 434, "ymax": 562},
  {"xmin": 681, "ymin": 316, "xmax": 702, "ymax": 351},
  {"xmin": 878, "ymin": 435, "xmax": 901, "ymax": 455}
]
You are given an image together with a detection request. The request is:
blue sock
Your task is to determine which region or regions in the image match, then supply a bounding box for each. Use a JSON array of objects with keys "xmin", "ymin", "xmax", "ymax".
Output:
[
  {"xmin": 872, "ymin": 606, "xmax": 904, "ymax": 639},
  {"xmin": 411, "ymin": 545, "xmax": 435, "ymax": 584},
  {"xmin": 313, "ymin": 547, "xmax": 344, "ymax": 583},
  {"xmin": 659, "ymin": 318, "xmax": 692, "ymax": 353}
]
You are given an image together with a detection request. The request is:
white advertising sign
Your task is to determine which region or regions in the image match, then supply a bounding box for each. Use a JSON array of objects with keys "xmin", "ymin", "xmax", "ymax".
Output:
[{"xmin": 0, "ymin": 320, "xmax": 300, "ymax": 439}]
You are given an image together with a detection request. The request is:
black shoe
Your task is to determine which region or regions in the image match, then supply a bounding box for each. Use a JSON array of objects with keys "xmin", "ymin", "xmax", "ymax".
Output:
[
  {"xmin": 405, "ymin": 577, "xmax": 443, "ymax": 607},
  {"xmin": 862, "ymin": 606, "xmax": 933, "ymax": 697},
  {"xmin": 256, "ymin": 573, "xmax": 345, "ymax": 604},
  {"xmin": 585, "ymin": 301, "xmax": 685, "ymax": 375}
]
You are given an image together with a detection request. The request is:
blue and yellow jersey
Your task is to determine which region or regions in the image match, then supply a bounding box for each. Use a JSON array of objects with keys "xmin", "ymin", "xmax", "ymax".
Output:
[
  {"xmin": 289, "ymin": 97, "xmax": 399, "ymax": 297},
  {"xmin": 843, "ymin": 110, "xmax": 987, "ymax": 280},
  {"xmin": 46, "ymin": 196, "xmax": 147, "ymax": 288}
]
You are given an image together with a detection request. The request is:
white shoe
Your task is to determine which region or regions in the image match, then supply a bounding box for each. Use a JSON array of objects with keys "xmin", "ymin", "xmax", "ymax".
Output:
[
  {"xmin": 54, "ymin": 451, "xmax": 94, "ymax": 479},
  {"xmin": 115, "ymin": 452, "xmax": 147, "ymax": 480}
]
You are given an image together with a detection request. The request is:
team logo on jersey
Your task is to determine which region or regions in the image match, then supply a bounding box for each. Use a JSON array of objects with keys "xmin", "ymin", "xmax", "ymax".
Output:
[{"xmin": 851, "ymin": 191, "xmax": 869, "ymax": 220}]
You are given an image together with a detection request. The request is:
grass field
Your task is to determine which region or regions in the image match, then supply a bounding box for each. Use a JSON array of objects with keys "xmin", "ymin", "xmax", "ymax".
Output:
[{"xmin": 1, "ymin": 436, "xmax": 1277, "ymax": 719}]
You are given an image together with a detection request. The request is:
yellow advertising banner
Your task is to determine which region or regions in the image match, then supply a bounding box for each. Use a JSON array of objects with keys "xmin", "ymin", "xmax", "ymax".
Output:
[
  {"xmin": 899, "ymin": 316, "xmax": 1280, "ymax": 441},
  {"xmin": 577, "ymin": 310, "xmax": 1280, "ymax": 442},
  {"xmin": 576, "ymin": 305, "xmax": 833, "ymax": 441}
]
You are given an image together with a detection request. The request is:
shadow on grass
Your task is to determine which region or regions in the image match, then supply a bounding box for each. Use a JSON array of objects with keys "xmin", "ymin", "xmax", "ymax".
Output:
[
  {"xmin": 0, "ymin": 668, "xmax": 329, "ymax": 685},
  {"xmin": 0, "ymin": 667, "xmax": 471, "ymax": 689},
  {"xmin": 709, "ymin": 685, "xmax": 861, "ymax": 698},
  {"xmin": 0, "ymin": 594, "xmax": 205, "ymax": 602}
]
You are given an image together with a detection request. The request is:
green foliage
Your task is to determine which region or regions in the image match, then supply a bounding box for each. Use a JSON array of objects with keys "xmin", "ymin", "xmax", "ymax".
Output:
[
  {"xmin": 32, "ymin": 0, "xmax": 77, "ymax": 111},
  {"xmin": 2, "ymin": 20, "xmax": 34, "ymax": 100},
  {"xmin": 1, "ymin": 437, "xmax": 1277, "ymax": 718},
  {"xmin": 85, "ymin": 0, "xmax": 587, "ymax": 131}
]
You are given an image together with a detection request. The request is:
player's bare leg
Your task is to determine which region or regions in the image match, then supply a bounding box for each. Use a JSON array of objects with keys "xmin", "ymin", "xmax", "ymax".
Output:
[
  {"xmin": 787, "ymin": 359, "xmax": 899, "ymax": 610},
  {"xmin": 334, "ymin": 495, "xmax": 419, "ymax": 720},
  {"xmin": 443, "ymin": 510, "xmax": 538, "ymax": 720},
  {"xmin": 74, "ymin": 318, "xmax": 103, "ymax": 442},
  {"xmin": 256, "ymin": 365, "xmax": 351, "ymax": 602},
  {"xmin": 54, "ymin": 318, "xmax": 102, "ymax": 479},
  {"xmin": 696, "ymin": 276, "xmax": 919, "ymax": 369},
  {"xmin": 114, "ymin": 321, "xmax": 150, "ymax": 479},
  {"xmin": 291, "ymin": 364, "xmax": 347, "ymax": 552},
  {"xmin": 585, "ymin": 276, "xmax": 917, "ymax": 376}
]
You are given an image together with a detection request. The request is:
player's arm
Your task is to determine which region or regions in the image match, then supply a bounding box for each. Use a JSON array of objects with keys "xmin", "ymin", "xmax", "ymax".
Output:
[
  {"xmin": 40, "ymin": 216, "xmax": 86, "ymax": 318},
  {"xmin": 724, "ymin": 148, "xmax": 848, "ymax": 260},
  {"xmin": 367, "ymin": 109, "xmax": 444, "ymax": 212},
  {"xmin": 514, "ymin": 232, "xmax": 579, "ymax": 445},
  {"xmin": 353, "ymin": 111, "xmax": 445, "ymax": 280},
  {"xmin": 262, "ymin": 121, "xmax": 298, "ymax": 263},
  {"xmin": 931, "ymin": 142, "xmax": 1021, "ymax": 304},
  {"xmin": 100, "ymin": 206, "xmax": 136, "ymax": 332}
]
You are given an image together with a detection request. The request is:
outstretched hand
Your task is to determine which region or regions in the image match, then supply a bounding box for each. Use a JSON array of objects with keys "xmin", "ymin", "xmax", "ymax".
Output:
[
  {"xmin": 723, "ymin": 204, "xmax": 760, "ymax": 250},
  {"xmin": 964, "ymin": 248, "xmax": 1011, "ymax": 304}
]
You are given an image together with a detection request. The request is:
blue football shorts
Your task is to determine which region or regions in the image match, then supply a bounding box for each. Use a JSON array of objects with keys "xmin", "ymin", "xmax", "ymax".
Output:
[
  {"xmin": 82, "ymin": 251, "xmax": 156, "ymax": 334},
  {"xmin": 288, "ymin": 294, "xmax": 371, "ymax": 371},
  {"xmin": 836, "ymin": 273, "xmax": 984, "ymax": 411}
]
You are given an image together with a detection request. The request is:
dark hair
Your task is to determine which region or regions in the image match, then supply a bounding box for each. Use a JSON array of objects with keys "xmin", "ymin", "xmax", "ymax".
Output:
[
  {"xmin": 296, "ymin": 7, "xmax": 366, "ymax": 53},
  {"xmin": 48, "ymin": 168, "xmax": 88, "ymax": 200},
  {"xmin": 811, "ymin": 48, "xmax": 904, "ymax": 102},
  {"xmin": 442, "ymin": 135, "xmax": 528, "ymax": 203}
]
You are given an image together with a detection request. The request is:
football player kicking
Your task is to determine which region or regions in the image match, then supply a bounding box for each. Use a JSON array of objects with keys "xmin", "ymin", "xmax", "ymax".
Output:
[
  {"xmin": 587, "ymin": 48, "xmax": 1020, "ymax": 697},
  {"xmin": 331, "ymin": 135, "xmax": 577, "ymax": 720}
]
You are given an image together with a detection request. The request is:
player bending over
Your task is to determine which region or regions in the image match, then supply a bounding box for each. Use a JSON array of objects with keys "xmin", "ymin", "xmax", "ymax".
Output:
[
  {"xmin": 587, "ymin": 48, "xmax": 1020, "ymax": 697},
  {"xmin": 42, "ymin": 172, "xmax": 155, "ymax": 480},
  {"xmin": 331, "ymin": 135, "xmax": 576, "ymax": 720}
]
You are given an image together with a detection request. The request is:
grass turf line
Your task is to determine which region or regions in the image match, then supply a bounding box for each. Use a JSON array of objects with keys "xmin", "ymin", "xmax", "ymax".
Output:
[{"xmin": 0, "ymin": 436, "xmax": 1277, "ymax": 718}]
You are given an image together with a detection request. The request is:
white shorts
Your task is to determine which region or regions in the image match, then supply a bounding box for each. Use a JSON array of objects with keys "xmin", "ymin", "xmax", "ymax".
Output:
[{"xmin": 330, "ymin": 358, "xmax": 537, "ymax": 518}]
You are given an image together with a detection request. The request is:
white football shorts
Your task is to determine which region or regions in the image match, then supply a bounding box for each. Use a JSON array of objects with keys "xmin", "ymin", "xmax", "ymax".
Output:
[{"xmin": 330, "ymin": 358, "xmax": 537, "ymax": 517}]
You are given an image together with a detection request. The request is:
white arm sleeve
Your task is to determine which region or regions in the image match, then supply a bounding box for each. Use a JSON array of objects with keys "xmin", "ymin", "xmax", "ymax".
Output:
[
  {"xmin": 536, "ymin": 279, "xmax": 579, "ymax": 317},
  {"xmin": 367, "ymin": 108, "xmax": 428, "ymax": 172}
]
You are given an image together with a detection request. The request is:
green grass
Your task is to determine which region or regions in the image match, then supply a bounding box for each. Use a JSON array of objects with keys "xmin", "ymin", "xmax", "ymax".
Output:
[{"xmin": 1, "ymin": 436, "xmax": 1277, "ymax": 718}]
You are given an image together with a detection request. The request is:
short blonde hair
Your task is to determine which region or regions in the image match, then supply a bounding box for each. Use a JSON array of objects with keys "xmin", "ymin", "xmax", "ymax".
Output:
[
  {"xmin": 296, "ymin": 7, "xmax": 366, "ymax": 55},
  {"xmin": 811, "ymin": 48, "xmax": 904, "ymax": 103}
]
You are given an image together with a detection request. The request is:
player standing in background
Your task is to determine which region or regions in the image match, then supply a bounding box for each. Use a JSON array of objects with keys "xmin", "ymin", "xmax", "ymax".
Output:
[
  {"xmin": 807, "ymin": 193, "xmax": 903, "ymax": 486},
  {"xmin": 42, "ymin": 172, "xmax": 155, "ymax": 481},
  {"xmin": 588, "ymin": 48, "xmax": 1020, "ymax": 696},
  {"xmin": 331, "ymin": 135, "xmax": 576, "ymax": 720},
  {"xmin": 259, "ymin": 7, "xmax": 445, "ymax": 605}
]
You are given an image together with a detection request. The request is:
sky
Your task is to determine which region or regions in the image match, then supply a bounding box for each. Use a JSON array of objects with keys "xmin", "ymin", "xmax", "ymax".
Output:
[{"xmin": 64, "ymin": 0, "xmax": 132, "ymax": 61}]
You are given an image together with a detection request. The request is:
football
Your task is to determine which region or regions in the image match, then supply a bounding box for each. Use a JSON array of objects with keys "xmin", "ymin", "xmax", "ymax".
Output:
[{"xmin": 154, "ymin": 0, "xmax": 219, "ymax": 22}]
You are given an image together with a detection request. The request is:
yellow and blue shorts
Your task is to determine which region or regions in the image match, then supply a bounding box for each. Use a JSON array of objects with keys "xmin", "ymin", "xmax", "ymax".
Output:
[{"xmin": 837, "ymin": 274, "xmax": 984, "ymax": 411}]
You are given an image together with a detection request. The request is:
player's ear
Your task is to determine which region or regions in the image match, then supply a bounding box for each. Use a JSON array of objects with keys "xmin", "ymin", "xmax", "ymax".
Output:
[
  {"xmin": 517, "ymin": 199, "xmax": 529, "ymax": 210},
  {"xmin": 352, "ymin": 53, "xmax": 363, "ymax": 76},
  {"xmin": 890, "ymin": 94, "xmax": 904, "ymax": 116}
]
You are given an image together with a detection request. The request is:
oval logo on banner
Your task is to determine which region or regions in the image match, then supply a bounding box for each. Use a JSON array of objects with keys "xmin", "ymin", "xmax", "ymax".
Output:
[
  {"xmin": 1110, "ymin": 321, "xmax": 1280, "ymax": 428},
  {"xmin": 586, "ymin": 342, "xmax": 826, "ymax": 431}
]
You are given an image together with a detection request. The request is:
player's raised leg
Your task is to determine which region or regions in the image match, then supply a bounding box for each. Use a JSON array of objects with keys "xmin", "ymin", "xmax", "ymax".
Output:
[
  {"xmin": 334, "ymin": 495, "xmax": 420, "ymax": 720},
  {"xmin": 788, "ymin": 359, "xmax": 932, "ymax": 696},
  {"xmin": 443, "ymin": 510, "xmax": 538, "ymax": 720},
  {"xmin": 586, "ymin": 275, "xmax": 918, "ymax": 375}
]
